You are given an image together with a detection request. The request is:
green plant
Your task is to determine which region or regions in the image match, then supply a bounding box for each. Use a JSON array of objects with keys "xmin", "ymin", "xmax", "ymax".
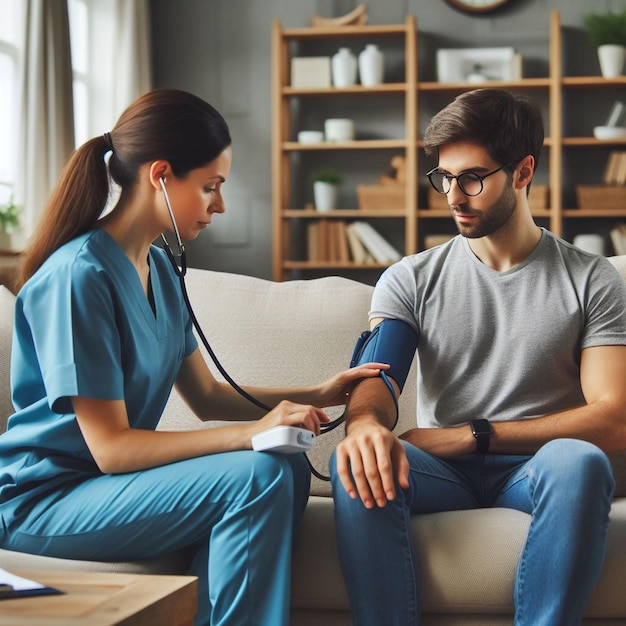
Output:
[
  {"xmin": 0, "ymin": 197, "xmax": 19, "ymax": 234},
  {"xmin": 583, "ymin": 9, "xmax": 626, "ymax": 47},
  {"xmin": 312, "ymin": 169, "xmax": 344, "ymax": 185}
]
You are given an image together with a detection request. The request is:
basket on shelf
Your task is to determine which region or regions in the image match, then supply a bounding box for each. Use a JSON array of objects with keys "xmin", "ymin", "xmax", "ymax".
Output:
[
  {"xmin": 357, "ymin": 185, "xmax": 406, "ymax": 210},
  {"xmin": 576, "ymin": 186, "xmax": 626, "ymax": 210}
]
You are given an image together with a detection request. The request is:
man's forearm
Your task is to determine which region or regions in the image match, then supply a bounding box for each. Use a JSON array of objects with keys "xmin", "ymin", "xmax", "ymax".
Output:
[{"xmin": 345, "ymin": 376, "xmax": 399, "ymax": 433}]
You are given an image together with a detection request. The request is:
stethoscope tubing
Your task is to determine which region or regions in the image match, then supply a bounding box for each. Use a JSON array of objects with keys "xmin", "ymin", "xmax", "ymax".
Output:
[{"xmin": 158, "ymin": 179, "xmax": 341, "ymax": 480}]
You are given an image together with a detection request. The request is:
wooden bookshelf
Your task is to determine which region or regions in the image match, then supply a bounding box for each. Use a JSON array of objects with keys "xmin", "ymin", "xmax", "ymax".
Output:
[{"xmin": 272, "ymin": 10, "xmax": 626, "ymax": 282}]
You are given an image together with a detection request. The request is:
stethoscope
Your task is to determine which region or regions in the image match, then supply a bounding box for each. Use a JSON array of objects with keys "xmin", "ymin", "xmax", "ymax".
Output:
[{"xmin": 158, "ymin": 178, "xmax": 345, "ymax": 480}]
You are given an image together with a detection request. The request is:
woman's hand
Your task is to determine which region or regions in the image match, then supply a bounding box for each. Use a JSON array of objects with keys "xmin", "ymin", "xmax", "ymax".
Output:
[
  {"xmin": 248, "ymin": 400, "xmax": 330, "ymax": 441},
  {"xmin": 316, "ymin": 362, "xmax": 390, "ymax": 407}
]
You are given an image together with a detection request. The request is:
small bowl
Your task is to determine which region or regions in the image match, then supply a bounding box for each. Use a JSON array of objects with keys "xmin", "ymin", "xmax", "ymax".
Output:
[
  {"xmin": 593, "ymin": 126, "xmax": 626, "ymax": 140},
  {"xmin": 297, "ymin": 130, "xmax": 324, "ymax": 144}
]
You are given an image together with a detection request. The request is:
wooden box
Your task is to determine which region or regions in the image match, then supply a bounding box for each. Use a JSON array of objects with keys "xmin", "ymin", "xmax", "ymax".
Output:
[
  {"xmin": 576, "ymin": 186, "xmax": 626, "ymax": 210},
  {"xmin": 357, "ymin": 185, "xmax": 406, "ymax": 210}
]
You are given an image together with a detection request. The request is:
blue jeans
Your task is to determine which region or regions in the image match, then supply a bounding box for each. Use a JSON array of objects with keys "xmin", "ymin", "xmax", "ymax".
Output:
[
  {"xmin": 1, "ymin": 451, "xmax": 310, "ymax": 626},
  {"xmin": 330, "ymin": 439, "xmax": 615, "ymax": 626}
]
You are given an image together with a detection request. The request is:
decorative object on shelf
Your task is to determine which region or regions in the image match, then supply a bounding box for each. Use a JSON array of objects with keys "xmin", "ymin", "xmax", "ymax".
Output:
[
  {"xmin": 594, "ymin": 126, "xmax": 626, "ymax": 140},
  {"xmin": 290, "ymin": 57, "xmax": 331, "ymax": 88},
  {"xmin": 311, "ymin": 3, "xmax": 368, "ymax": 28},
  {"xmin": 357, "ymin": 155, "xmax": 406, "ymax": 210},
  {"xmin": 312, "ymin": 169, "xmax": 343, "ymax": 212},
  {"xmin": 573, "ymin": 234, "xmax": 605, "ymax": 256},
  {"xmin": 610, "ymin": 223, "xmax": 626, "ymax": 254},
  {"xmin": 436, "ymin": 47, "xmax": 518, "ymax": 83},
  {"xmin": 595, "ymin": 101, "xmax": 626, "ymax": 139},
  {"xmin": 466, "ymin": 64, "xmax": 488, "ymax": 83},
  {"xmin": 331, "ymin": 47, "xmax": 358, "ymax": 87},
  {"xmin": 583, "ymin": 9, "xmax": 626, "ymax": 78},
  {"xmin": 445, "ymin": 0, "xmax": 514, "ymax": 15},
  {"xmin": 358, "ymin": 44, "xmax": 384, "ymax": 86},
  {"xmin": 297, "ymin": 130, "xmax": 324, "ymax": 144},
  {"xmin": 324, "ymin": 118, "xmax": 355, "ymax": 142}
]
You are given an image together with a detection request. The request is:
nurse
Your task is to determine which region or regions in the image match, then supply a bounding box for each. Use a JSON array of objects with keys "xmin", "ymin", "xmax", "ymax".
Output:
[{"xmin": 0, "ymin": 89, "xmax": 385, "ymax": 626}]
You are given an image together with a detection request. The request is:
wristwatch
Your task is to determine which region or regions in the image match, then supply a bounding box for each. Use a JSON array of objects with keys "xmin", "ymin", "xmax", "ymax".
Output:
[{"xmin": 470, "ymin": 419, "xmax": 493, "ymax": 454}]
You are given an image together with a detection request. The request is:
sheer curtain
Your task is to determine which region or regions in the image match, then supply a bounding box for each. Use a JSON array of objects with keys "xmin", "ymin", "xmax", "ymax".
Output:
[
  {"xmin": 16, "ymin": 0, "xmax": 74, "ymax": 248},
  {"xmin": 87, "ymin": 0, "xmax": 153, "ymax": 136},
  {"xmin": 15, "ymin": 0, "xmax": 152, "ymax": 249}
]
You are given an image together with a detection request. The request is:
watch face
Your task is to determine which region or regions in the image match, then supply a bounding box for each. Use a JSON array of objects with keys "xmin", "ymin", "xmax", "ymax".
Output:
[
  {"xmin": 446, "ymin": 0, "xmax": 511, "ymax": 14},
  {"xmin": 471, "ymin": 420, "xmax": 493, "ymax": 437}
]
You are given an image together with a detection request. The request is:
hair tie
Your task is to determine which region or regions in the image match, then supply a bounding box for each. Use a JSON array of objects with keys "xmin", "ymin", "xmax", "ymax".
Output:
[{"xmin": 103, "ymin": 132, "xmax": 114, "ymax": 152}]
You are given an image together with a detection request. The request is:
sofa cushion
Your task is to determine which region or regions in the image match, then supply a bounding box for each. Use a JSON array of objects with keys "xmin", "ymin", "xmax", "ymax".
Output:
[
  {"xmin": 292, "ymin": 495, "xmax": 626, "ymax": 618},
  {"xmin": 0, "ymin": 286, "xmax": 15, "ymax": 430}
]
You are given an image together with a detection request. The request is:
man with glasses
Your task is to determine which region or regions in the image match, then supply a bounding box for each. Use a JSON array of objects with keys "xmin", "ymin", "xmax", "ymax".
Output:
[{"xmin": 331, "ymin": 88, "xmax": 626, "ymax": 625}]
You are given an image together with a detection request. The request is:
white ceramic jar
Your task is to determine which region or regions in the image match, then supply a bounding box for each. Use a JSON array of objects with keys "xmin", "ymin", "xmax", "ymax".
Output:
[
  {"xmin": 332, "ymin": 48, "xmax": 357, "ymax": 87},
  {"xmin": 358, "ymin": 44, "xmax": 384, "ymax": 86},
  {"xmin": 324, "ymin": 119, "xmax": 355, "ymax": 142}
]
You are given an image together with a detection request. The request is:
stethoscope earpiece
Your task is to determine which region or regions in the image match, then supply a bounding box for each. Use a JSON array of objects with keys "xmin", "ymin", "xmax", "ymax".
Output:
[{"xmin": 158, "ymin": 176, "xmax": 186, "ymax": 277}]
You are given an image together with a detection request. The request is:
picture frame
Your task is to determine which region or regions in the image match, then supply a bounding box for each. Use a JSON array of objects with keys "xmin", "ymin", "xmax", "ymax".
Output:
[{"xmin": 436, "ymin": 47, "xmax": 520, "ymax": 83}]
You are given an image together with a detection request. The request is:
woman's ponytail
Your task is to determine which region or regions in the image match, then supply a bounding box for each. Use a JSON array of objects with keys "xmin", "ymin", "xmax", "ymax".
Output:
[{"xmin": 16, "ymin": 136, "xmax": 111, "ymax": 290}]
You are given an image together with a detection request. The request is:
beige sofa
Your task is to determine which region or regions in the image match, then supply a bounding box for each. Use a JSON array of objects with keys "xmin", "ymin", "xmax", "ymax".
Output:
[{"xmin": 1, "ymin": 258, "xmax": 626, "ymax": 625}]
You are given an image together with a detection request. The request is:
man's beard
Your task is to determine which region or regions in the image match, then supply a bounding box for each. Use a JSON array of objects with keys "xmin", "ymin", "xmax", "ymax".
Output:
[{"xmin": 450, "ymin": 184, "xmax": 517, "ymax": 239}]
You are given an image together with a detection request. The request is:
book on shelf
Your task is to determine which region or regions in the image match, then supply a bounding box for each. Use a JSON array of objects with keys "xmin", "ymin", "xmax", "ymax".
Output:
[
  {"xmin": 350, "ymin": 221, "xmax": 402, "ymax": 264},
  {"xmin": 345, "ymin": 223, "xmax": 375, "ymax": 264},
  {"xmin": 603, "ymin": 152, "xmax": 626, "ymax": 186},
  {"xmin": 306, "ymin": 220, "xmax": 401, "ymax": 264},
  {"xmin": 610, "ymin": 223, "xmax": 626, "ymax": 255}
]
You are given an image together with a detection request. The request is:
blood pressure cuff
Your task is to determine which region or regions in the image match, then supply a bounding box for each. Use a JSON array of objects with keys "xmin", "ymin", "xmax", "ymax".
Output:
[{"xmin": 350, "ymin": 318, "xmax": 418, "ymax": 393}]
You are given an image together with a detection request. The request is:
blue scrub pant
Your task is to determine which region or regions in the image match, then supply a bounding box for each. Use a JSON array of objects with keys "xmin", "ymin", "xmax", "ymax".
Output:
[
  {"xmin": 330, "ymin": 438, "xmax": 615, "ymax": 626},
  {"xmin": 2, "ymin": 451, "xmax": 310, "ymax": 626}
]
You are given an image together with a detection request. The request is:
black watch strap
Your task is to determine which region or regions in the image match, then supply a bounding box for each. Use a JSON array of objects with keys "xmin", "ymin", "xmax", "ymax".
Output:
[{"xmin": 470, "ymin": 419, "xmax": 493, "ymax": 454}]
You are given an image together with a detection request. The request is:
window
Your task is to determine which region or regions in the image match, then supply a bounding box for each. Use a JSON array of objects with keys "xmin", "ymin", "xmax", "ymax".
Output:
[
  {"xmin": 68, "ymin": 0, "xmax": 89, "ymax": 147},
  {"xmin": 0, "ymin": 0, "xmax": 23, "ymax": 204}
]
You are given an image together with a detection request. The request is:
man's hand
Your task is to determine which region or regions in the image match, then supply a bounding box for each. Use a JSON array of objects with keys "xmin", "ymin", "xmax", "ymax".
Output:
[{"xmin": 335, "ymin": 417, "xmax": 410, "ymax": 508}]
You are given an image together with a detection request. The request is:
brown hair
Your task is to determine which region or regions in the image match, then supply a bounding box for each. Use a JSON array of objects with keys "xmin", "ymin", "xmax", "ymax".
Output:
[
  {"xmin": 423, "ymin": 88, "xmax": 544, "ymax": 172},
  {"xmin": 16, "ymin": 89, "xmax": 231, "ymax": 290}
]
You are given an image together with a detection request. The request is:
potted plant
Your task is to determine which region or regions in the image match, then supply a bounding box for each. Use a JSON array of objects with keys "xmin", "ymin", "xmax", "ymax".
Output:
[
  {"xmin": 0, "ymin": 197, "xmax": 19, "ymax": 249},
  {"xmin": 583, "ymin": 9, "xmax": 626, "ymax": 78},
  {"xmin": 312, "ymin": 169, "xmax": 344, "ymax": 212}
]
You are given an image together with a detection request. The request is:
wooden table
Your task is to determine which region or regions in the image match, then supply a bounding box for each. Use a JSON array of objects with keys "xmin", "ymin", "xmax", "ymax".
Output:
[{"xmin": 0, "ymin": 570, "xmax": 198, "ymax": 626}]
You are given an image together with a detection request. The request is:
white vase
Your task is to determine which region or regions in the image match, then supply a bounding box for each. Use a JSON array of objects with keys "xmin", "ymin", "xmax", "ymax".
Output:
[
  {"xmin": 597, "ymin": 44, "xmax": 626, "ymax": 79},
  {"xmin": 358, "ymin": 44, "xmax": 384, "ymax": 86},
  {"xmin": 332, "ymin": 48, "xmax": 357, "ymax": 88},
  {"xmin": 313, "ymin": 181, "xmax": 339, "ymax": 212}
]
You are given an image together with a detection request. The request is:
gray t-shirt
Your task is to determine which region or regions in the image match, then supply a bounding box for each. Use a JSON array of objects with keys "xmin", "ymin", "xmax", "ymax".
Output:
[{"xmin": 370, "ymin": 229, "xmax": 626, "ymax": 428}]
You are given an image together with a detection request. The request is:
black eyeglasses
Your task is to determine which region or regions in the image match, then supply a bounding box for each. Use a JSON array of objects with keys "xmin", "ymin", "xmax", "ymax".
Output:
[{"xmin": 427, "ymin": 163, "xmax": 514, "ymax": 197}]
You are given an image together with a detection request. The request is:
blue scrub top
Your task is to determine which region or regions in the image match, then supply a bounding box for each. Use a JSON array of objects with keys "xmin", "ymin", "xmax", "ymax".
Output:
[{"xmin": 0, "ymin": 229, "xmax": 198, "ymax": 504}]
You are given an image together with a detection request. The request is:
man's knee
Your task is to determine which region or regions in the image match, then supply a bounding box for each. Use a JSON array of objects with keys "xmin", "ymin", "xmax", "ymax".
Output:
[{"xmin": 535, "ymin": 439, "xmax": 615, "ymax": 499}]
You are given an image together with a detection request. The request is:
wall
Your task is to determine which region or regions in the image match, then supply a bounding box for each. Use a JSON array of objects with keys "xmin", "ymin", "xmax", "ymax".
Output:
[{"xmin": 150, "ymin": 0, "xmax": 626, "ymax": 279}]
